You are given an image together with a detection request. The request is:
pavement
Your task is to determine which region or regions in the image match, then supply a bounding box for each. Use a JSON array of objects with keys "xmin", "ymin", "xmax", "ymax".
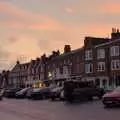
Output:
[{"xmin": 0, "ymin": 98, "xmax": 120, "ymax": 120}]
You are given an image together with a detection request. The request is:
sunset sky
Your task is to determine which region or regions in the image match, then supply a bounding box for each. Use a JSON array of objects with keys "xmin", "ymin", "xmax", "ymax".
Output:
[{"xmin": 0, "ymin": 0, "xmax": 120, "ymax": 71}]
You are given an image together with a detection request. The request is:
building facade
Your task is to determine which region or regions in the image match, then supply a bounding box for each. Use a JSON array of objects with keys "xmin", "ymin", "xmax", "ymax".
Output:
[
  {"xmin": 26, "ymin": 55, "xmax": 47, "ymax": 86},
  {"xmin": 94, "ymin": 30, "xmax": 120, "ymax": 89},
  {"xmin": 5, "ymin": 28, "xmax": 120, "ymax": 89},
  {"xmin": 46, "ymin": 46, "xmax": 72, "ymax": 85},
  {"xmin": 83, "ymin": 28, "xmax": 120, "ymax": 89},
  {"xmin": 83, "ymin": 37, "xmax": 110, "ymax": 88},
  {"xmin": 8, "ymin": 61, "xmax": 29, "ymax": 88},
  {"xmin": 8, "ymin": 55, "xmax": 48, "ymax": 88},
  {"xmin": 0, "ymin": 70, "xmax": 10, "ymax": 88}
]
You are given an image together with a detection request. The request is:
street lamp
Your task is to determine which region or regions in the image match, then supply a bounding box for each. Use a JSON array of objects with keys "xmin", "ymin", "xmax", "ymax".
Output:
[{"xmin": 48, "ymin": 72, "xmax": 52, "ymax": 80}]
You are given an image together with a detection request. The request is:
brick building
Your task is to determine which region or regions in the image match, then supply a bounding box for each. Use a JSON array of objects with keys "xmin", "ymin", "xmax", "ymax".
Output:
[
  {"xmin": 26, "ymin": 55, "xmax": 47, "ymax": 86},
  {"xmin": 93, "ymin": 29, "xmax": 120, "ymax": 89},
  {"xmin": 70, "ymin": 48, "xmax": 84, "ymax": 79},
  {"xmin": 5, "ymin": 28, "xmax": 120, "ymax": 89},
  {"xmin": 46, "ymin": 46, "xmax": 72, "ymax": 85},
  {"xmin": 83, "ymin": 37, "xmax": 110, "ymax": 87},
  {"xmin": 0, "ymin": 70, "xmax": 10, "ymax": 88},
  {"xmin": 27, "ymin": 59, "xmax": 39, "ymax": 86},
  {"xmin": 8, "ymin": 61, "xmax": 29, "ymax": 88},
  {"xmin": 83, "ymin": 28, "xmax": 120, "ymax": 89}
]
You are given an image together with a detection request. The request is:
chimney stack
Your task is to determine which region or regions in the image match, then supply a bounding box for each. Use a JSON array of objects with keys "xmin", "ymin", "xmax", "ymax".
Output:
[
  {"xmin": 111, "ymin": 27, "xmax": 120, "ymax": 40},
  {"xmin": 16, "ymin": 60, "xmax": 20, "ymax": 64},
  {"xmin": 64, "ymin": 45, "xmax": 71, "ymax": 53}
]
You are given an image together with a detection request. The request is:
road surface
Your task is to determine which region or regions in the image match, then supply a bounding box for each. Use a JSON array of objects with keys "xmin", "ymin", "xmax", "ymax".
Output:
[{"xmin": 0, "ymin": 98, "xmax": 120, "ymax": 120}]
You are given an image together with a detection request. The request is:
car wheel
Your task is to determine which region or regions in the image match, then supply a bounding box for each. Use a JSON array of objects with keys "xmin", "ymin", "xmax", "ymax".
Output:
[
  {"xmin": 97, "ymin": 95, "xmax": 103, "ymax": 99},
  {"xmin": 0, "ymin": 97, "xmax": 2, "ymax": 101},
  {"xmin": 42, "ymin": 95, "xmax": 45, "ymax": 100},
  {"xmin": 67, "ymin": 96, "xmax": 74, "ymax": 103},
  {"xmin": 51, "ymin": 96, "xmax": 55, "ymax": 101},
  {"xmin": 60, "ymin": 97, "xmax": 64, "ymax": 101},
  {"xmin": 87, "ymin": 96, "xmax": 93, "ymax": 101}
]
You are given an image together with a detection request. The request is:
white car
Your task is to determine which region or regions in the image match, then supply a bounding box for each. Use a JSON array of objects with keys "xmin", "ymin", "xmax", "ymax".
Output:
[
  {"xmin": 50, "ymin": 87, "xmax": 63, "ymax": 101},
  {"xmin": 60, "ymin": 90, "xmax": 64, "ymax": 101}
]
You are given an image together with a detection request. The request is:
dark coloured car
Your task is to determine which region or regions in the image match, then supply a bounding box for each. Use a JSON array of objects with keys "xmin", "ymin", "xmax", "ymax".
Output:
[
  {"xmin": 102, "ymin": 87, "xmax": 120, "ymax": 107},
  {"xmin": 15, "ymin": 88, "xmax": 32, "ymax": 98},
  {"xmin": 4, "ymin": 88, "xmax": 22, "ymax": 98},
  {"xmin": 64, "ymin": 80, "xmax": 105, "ymax": 103},
  {"xmin": 26, "ymin": 88, "xmax": 34, "ymax": 99},
  {"xmin": 0, "ymin": 89, "xmax": 5, "ymax": 100},
  {"xmin": 30, "ymin": 87, "xmax": 51, "ymax": 100}
]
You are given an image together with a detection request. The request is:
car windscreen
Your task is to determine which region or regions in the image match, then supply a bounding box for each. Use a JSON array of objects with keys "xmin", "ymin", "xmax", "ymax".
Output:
[
  {"xmin": 26, "ymin": 88, "xmax": 33, "ymax": 94},
  {"xmin": 19, "ymin": 88, "xmax": 29, "ymax": 93},
  {"xmin": 8, "ymin": 88, "xmax": 21, "ymax": 92},
  {"xmin": 33, "ymin": 88, "xmax": 42, "ymax": 92},
  {"xmin": 40, "ymin": 88, "xmax": 50, "ymax": 92},
  {"xmin": 52, "ymin": 87, "xmax": 63, "ymax": 92}
]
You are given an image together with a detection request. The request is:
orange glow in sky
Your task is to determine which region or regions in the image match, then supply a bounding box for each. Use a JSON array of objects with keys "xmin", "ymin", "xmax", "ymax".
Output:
[{"xmin": 0, "ymin": 0, "xmax": 120, "ymax": 70}]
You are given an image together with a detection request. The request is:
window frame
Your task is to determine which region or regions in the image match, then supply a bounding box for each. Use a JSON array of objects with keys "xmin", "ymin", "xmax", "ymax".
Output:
[
  {"xmin": 97, "ymin": 49, "xmax": 105, "ymax": 59},
  {"xmin": 111, "ymin": 59, "xmax": 120, "ymax": 70},
  {"xmin": 110, "ymin": 46, "xmax": 119, "ymax": 57},
  {"xmin": 97, "ymin": 62, "xmax": 105, "ymax": 72},
  {"xmin": 85, "ymin": 50, "xmax": 93, "ymax": 60},
  {"xmin": 85, "ymin": 63, "xmax": 93, "ymax": 73}
]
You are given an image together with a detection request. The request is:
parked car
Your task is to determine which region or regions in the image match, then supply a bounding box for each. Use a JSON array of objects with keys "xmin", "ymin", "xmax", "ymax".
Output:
[
  {"xmin": 26, "ymin": 88, "xmax": 34, "ymax": 99},
  {"xmin": 104, "ymin": 88, "xmax": 114, "ymax": 94},
  {"xmin": 60, "ymin": 90, "xmax": 65, "ymax": 101},
  {"xmin": 50, "ymin": 87, "xmax": 64, "ymax": 101},
  {"xmin": 4, "ymin": 88, "xmax": 22, "ymax": 98},
  {"xmin": 0, "ymin": 89, "xmax": 5, "ymax": 100},
  {"xmin": 49, "ymin": 84, "xmax": 57, "ymax": 90},
  {"xmin": 15, "ymin": 88, "xmax": 31, "ymax": 98},
  {"xmin": 64, "ymin": 80, "xmax": 105, "ymax": 103},
  {"xmin": 30, "ymin": 87, "xmax": 51, "ymax": 100},
  {"xmin": 102, "ymin": 87, "xmax": 120, "ymax": 107}
]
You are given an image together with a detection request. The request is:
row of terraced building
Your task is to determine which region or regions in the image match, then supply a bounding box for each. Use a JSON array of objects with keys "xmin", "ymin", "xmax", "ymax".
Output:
[{"xmin": 1, "ymin": 28, "xmax": 120, "ymax": 89}]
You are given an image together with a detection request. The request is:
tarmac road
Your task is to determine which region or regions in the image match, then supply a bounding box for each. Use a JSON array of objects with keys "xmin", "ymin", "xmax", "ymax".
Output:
[{"xmin": 0, "ymin": 98, "xmax": 120, "ymax": 120}]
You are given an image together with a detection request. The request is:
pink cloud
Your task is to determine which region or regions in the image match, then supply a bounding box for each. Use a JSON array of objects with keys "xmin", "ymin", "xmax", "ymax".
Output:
[
  {"xmin": 0, "ymin": 19, "xmax": 61, "ymax": 30},
  {"xmin": 65, "ymin": 7, "xmax": 74, "ymax": 13},
  {"xmin": 0, "ymin": 1, "xmax": 61, "ymax": 30},
  {"xmin": 64, "ymin": 1, "xmax": 120, "ymax": 15},
  {"xmin": 101, "ymin": 3, "xmax": 120, "ymax": 14}
]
